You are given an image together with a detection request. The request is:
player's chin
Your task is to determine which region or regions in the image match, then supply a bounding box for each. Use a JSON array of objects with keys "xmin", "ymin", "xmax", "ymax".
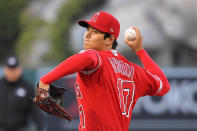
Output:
[
  {"xmin": 84, "ymin": 43, "xmax": 92, "ymax": 50},
  {"xmin": 84, "ymin": 46, "xmax": 92, "ymax": 50}
]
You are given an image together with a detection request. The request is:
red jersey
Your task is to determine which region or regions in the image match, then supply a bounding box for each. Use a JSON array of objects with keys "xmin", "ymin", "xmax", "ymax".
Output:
[{"xmin": 41, "ymin": 49, "xmax": 170, "ymax": 131}]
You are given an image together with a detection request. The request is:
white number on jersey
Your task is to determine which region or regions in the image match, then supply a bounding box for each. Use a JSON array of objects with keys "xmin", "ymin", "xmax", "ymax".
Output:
[{"xmin": 117, "ymin": 78, "xmax": 135, "ymax": 117}]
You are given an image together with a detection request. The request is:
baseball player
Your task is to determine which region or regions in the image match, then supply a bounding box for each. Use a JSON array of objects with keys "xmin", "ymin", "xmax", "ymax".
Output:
[{"xmin": 38, "ymin": 11, "xmax": 170, "ymax": 131}]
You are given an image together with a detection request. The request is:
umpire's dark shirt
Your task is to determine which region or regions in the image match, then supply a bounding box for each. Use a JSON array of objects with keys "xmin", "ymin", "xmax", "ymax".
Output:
[{"xmin": 0, "ymin": 77, "xmax": 43, "ymax": 130}]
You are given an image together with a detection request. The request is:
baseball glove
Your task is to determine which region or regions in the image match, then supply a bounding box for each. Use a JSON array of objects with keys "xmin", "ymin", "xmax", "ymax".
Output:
[{"xmin": 33, "ymin": 83, "xmax": 72, "ymax": 121}]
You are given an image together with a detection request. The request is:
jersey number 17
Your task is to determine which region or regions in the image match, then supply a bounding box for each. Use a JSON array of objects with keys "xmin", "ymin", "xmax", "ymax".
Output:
[{"xmin": 117, "ymin": 78, "xmax": 135, "ymax": 118}]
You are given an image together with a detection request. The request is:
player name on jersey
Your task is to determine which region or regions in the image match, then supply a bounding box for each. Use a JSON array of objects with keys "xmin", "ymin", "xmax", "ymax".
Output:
[{"xmin": 108, "ymin": 58, "xmax": 134, "ymax": 79}]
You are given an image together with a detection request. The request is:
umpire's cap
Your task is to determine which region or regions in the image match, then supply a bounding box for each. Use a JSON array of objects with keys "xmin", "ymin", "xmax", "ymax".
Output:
[
  {"xmin": 78, "ymin": 11, "xmax": 120, "ymax": 39},
  {"xmin": 5, "ymin": 56, "xmax": 19, "ymax": 68}
]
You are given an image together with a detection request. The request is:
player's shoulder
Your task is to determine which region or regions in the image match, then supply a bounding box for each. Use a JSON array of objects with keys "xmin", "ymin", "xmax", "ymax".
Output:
[
  {"xmin": 78, "ymin": 49, "xmax": 101, "ymax": 61},
  {"xmin": 104, "ymin": 50, "xmax": 139, "ymax": 67},
  {"xmin": 78, "ymin": 49, "xmax": 99, "ymax": 60},
  {"xmin": 78, "ymin": 49, "xmax": 97, "ymax": 54},
  {"xmin": 97, "ymin": 50, "xmax": 119, "ymax": 56}
]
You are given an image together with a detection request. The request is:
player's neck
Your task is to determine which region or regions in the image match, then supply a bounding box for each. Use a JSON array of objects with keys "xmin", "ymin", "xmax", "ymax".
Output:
[{"xmin": 101, "ymin": 46, "xmax": 112, "ymax": 51}]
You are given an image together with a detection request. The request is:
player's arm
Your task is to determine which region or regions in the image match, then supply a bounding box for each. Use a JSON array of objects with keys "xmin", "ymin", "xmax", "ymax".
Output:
[
  {"xmin": 125, "ymin": 27, "xmax": 170, "ymax": 96},
  {"xmin": 39, "ymin": 50, "xmax": 99, "ymax": 91}
]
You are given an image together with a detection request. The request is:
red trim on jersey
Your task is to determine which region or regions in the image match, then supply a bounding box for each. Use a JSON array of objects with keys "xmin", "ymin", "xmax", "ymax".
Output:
[
  {"xmin": 136, "ymin": 49, "xmax": 170, "ymax": 96},
  {"xmin": 40, "ymin": 50, "xmax": 99, "ymax": 84}
]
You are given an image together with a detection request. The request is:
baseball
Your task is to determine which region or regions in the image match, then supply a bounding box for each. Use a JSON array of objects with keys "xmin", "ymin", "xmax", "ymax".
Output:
[{"xmin": 125, "ymin": 28, "xmax": 136, "ymax": 41}]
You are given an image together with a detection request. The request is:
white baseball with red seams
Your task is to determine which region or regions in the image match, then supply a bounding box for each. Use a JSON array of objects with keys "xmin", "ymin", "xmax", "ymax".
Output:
[{"xmin": 125, "ymin": 28, "xmax": 136, "ymax": 41}]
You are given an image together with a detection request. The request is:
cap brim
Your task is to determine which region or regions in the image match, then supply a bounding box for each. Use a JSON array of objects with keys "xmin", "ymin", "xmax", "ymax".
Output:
[
  {"xmin": 6, "ymin": 64, "xmax": 18, "ymax": 68},
  {"xmin": 78, "ymin": 20, "xmax": 108, "ymax": 33},
  {"xmin": 78, "ymin": 20, "xmax": 89, "ymax": 28}
]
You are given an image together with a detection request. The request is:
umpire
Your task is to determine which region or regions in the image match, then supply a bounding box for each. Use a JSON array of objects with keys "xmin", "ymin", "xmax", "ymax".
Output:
[{"xmin": 0, "ymin": 56, "xmax": 44, "ymax": 131}]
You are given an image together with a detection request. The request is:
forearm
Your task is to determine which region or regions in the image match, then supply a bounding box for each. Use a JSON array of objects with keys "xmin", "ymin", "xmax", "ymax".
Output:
[
  {"xmin": 137, "ymin": 49, "xmax": 163, "ymax": 75},
  {"xmin": 136, "ymin": 49, "xmax": 170, "ymax": 95}
]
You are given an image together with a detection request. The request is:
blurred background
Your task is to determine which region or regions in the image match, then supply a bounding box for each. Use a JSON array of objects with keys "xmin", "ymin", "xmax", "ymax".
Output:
[{"xmin": 0, "ymin": 0, "xmax": 197, "ymax": 131}]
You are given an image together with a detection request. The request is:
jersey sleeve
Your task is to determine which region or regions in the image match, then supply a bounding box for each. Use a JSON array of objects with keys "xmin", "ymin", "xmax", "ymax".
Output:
[
  {"xmin": 40, "ymin": 50, "xmax": 99, "ymax": 84},
  {"xmin": 135, "ymin": 49, "xmax": 170, "ymax": 96}
]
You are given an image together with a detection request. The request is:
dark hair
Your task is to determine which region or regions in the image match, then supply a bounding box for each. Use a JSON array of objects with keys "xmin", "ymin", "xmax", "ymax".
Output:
[{"xmin": 104, "ymin": 33, "xmax": 118, "ymax": 50}]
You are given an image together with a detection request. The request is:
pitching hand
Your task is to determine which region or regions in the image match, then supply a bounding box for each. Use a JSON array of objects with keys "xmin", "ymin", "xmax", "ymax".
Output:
[{"xmin": 125, "ymin": 27, "xmax": 143, "ymax": 53}]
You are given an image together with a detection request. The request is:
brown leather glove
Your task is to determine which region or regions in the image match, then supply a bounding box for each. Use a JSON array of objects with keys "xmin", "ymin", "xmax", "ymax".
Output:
[{"xmin": 33, "ymin": 83, "xmax": 72, "ymax": 121}]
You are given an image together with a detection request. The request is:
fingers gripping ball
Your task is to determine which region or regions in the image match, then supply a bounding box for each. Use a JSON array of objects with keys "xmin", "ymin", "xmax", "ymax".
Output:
[
  {"xmin": 33, "ymin": 83, "xmax": 72, "ymax": 121},
  {"xmin": 125, "ymin": 28, "xmax": 136, "ymax": 41}
]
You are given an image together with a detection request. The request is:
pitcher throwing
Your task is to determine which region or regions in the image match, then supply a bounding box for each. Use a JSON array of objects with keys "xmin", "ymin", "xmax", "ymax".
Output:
[{"xmin": 35, "ymin": 11, "xmax": 170, "ymax": 131}]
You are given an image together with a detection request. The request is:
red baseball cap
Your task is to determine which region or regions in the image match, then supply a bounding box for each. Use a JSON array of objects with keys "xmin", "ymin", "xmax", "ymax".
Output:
[{"xmin": 78, "ymin": 11, "xmax": 120, "ymax": 39}]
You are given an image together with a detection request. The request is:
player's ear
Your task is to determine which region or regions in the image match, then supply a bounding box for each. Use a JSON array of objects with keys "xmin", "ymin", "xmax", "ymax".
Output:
[{"xmin": 105, "ymin": 35, "xmax": 115, "ymax": 47}]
